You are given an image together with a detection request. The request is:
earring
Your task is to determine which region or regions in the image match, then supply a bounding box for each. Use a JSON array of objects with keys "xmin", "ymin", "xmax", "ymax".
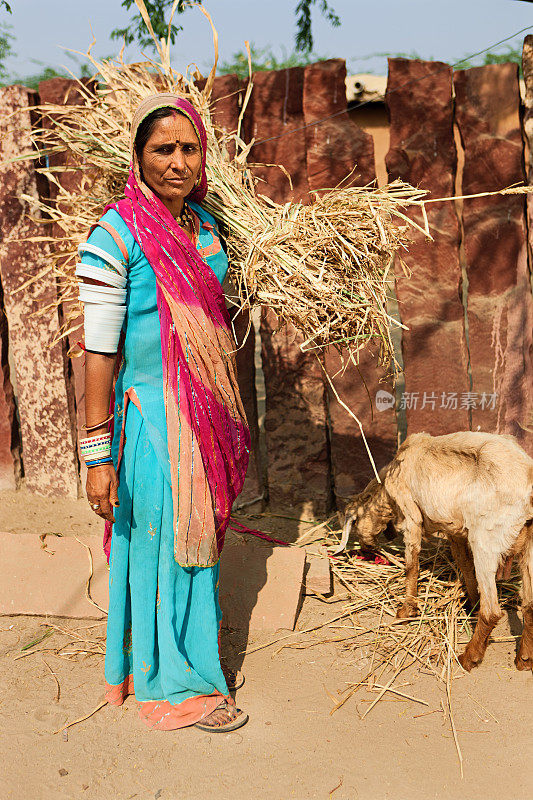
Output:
[{"xmin": 194, "ymin": 174, "xmax": 201, "ymax": 187}]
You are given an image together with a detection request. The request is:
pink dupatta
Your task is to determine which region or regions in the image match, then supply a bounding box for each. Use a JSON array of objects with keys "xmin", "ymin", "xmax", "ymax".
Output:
[{"xmin": 106, "ymin": 94, "xmax": 250, "ymax": 567}]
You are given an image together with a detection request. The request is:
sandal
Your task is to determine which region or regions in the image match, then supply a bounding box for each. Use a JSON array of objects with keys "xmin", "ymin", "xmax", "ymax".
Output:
[
  {"xmin": 223, "ymin": 667, "xmax": 245, "ymax": 691},
  {"xmin": 194, "ymin": 700, "xmax": 248, "ymax": 733}
]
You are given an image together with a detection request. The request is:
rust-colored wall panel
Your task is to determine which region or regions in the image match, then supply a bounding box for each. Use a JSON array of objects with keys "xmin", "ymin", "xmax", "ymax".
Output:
[
  {"xmin": 522, "ymin": 38, "xmax": 533, "ymax": 447},
  {"xmin": 0, "ymin": 86, "xmax": 79, "ymax": 497},
  {"xmin": 303, "ymin": 59, "xmax": 375, "ymax": 190},
  {"xmin": 243, "ymin": 67, "xmax": 309, "ymax": 203},
  {"xmin": 39, "ymin": 78, "xmax": 89, "ymax": 491},
  {"xmin": 303, "ymin": 59, "xmax": 396, "ymax": 502},
  {"xmin": 209, "ymin": 73, "xmax": 241, "ymax": 160},
  {"xmin": 243, "ymin": 66, "xmax": 330, "ymax": 514},
  {"xmin": 455, "ymin": 64, "xmax": 533, "ymax": 450},
  {"xmin": 386, "ymin": 58, "xmax": 469, "ymax": 435},
  {"xmin": 260, "ymin": 309, "xmax": 330, "ymax": 515}
]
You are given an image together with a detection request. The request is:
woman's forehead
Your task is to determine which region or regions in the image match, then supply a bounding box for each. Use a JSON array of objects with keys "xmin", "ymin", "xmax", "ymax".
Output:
[{"xmin": 147, "ymin": 112, "xmax": 199, "ymax": 144}]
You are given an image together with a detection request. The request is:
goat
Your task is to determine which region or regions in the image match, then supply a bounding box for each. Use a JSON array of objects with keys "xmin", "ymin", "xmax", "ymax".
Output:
[{"xmin": 340, "ymin": 431, "xmax": 533, "ymax": 672}]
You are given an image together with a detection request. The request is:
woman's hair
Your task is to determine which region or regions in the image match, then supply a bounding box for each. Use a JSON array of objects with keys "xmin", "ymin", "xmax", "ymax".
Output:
[{"xmin": 134, "ymin": 106, "xmax": 178, "ymax": 160}]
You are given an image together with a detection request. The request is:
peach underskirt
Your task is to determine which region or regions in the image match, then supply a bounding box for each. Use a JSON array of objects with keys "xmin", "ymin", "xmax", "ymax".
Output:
[{"xmin": 105, "ymin": 674, "xmax": 233, "ymax": 731}]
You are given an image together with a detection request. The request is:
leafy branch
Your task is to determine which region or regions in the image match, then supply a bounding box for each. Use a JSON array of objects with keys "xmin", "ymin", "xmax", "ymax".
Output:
[
  {"xmin": 295, "ymin": 0, "xmax": 340, "ymax": 52},
  {"xmin": 114, "ymin": 0, "xmax": 341, "ymax": 55},
  {"xmin": 111, "ymin": 0, "xmax": 191, "ymax": 52}
]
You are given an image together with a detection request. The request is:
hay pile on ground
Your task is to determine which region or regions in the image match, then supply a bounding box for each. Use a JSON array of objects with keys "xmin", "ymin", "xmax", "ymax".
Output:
[
  {"xmin": 243, "ymin": 518, "xmax": 521, "ymax": 773},
  {"xmin": 19, "ymin": 0, "xmax": 431, "ymax": 370},
  {"xmin": 244, "ymin": 515, "xmax": 521, "ymax": 708}
]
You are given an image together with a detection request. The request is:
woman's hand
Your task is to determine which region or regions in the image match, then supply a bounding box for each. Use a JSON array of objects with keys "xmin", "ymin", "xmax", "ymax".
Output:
[{"xmin": 86, "ymin": 464, "xmax": 119, "ymax": 522}]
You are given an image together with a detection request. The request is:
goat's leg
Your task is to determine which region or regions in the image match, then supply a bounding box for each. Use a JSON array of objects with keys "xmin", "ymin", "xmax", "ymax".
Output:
[
  {"xmin": 448, "ymin": 536, "xmax": 479, "ymax": 608},
  {"xmin": 397, "ymin": 523, "xmax": 422, "ymax": 619},
  {"xmin": 459, "ymin": 545, "xmax": 502, "ymax": 672},
  {"xmin": 516, "ymin": 533, "xmax": 533, "ymax": 671}
]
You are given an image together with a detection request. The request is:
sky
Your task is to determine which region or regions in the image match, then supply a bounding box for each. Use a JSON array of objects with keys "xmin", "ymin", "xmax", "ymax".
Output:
[{"xmin": 1, "ymin": 0, "xmax": 532, "ymax": 80}]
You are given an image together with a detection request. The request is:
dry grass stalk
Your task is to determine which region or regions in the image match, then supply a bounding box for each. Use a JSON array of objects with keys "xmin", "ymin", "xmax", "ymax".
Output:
[
  {"xmin": 42, "ymin": 656, "xmax": 61, "ymax": 702},
  {"xmin": 14, "ymin": 0, "xmax": 434, "ymax": 374},
  {"xmin": 14, "ymin": 620, "xmax": 106, "ymax": 663},
  {"xmin": 74, "ymin": 537, "xmax": 108, "ymax": 615},
  {"xmin": 53, "ymin": 699, "xmax": 108, "ymax": 735}
]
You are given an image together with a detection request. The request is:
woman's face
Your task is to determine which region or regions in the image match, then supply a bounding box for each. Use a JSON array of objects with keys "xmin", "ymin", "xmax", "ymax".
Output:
[{"xmin": 138, "ymin": 112, "xmax": 202, "ymax": 212}]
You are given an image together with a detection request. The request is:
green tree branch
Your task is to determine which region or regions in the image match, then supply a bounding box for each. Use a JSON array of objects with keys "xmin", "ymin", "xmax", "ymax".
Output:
[
  {"xmin": 295, "ymin": 0, "xmax": 340, "ymax": 52},
  {"xmin": 111, "ymin": 0, "xmax": 190, "ymax": 52},
  {"xmin": 114, "ymin": 0, "xmax": 341, "ymax": 56}
]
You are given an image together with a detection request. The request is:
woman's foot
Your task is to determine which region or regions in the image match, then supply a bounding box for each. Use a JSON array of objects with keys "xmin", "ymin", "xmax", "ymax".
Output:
[
  {"xmin": 222, "ymin": 666, "xmax": 245, "ymax": 691},
  {"xmin": 194, "ymin": 700, "xmax": 248, "ymax": 733}
]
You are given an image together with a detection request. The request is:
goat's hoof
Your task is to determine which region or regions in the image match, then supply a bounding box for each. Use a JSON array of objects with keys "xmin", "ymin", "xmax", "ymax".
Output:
[
  {"xmin": 397, "ymin": 603, "xmax": 418, "ymax": 619},
  {"xmin": 515, "ymin": 640, "xmax": 533, "ymax": 671},
  {"xmin": 458, "ymin": 649, "xmax": 481, "ymax": 672}
]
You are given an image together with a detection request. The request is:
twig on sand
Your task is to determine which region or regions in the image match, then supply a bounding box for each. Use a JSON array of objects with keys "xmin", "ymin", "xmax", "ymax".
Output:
[
  {"xmin": 413, "ymin": 709, "xmax": 442, "ymax": 719},
  {"xmin": 74, "ymin": 537, "xmax": 108, "ymax": 615},
  {"xmin": 467, "ymin": 693, "xmax": 499, "ymax": 724},
  {"xmin": 361, "ymin": 657, "xmax": 414, "ymax": 720},
  {"xmin": 53, "ymin": 699, "xmax": 108, "ymax": 734},
  {"xmin": 445, "ymin": 610, "xmax": 464, "ymax": 779},
  {"xmin": 42, "ymin": 657, "xmax": 61, "ymax": 702},
  {"xmin": 14, "ymin": 647, "xmax": 58, "ymax": 661},
  {"xmin": 244, "ymin": 611, "xmax": 350, "ymax": 656},
  {"xmin": 366, "ymin": 682, "xmax": 428, "ymax": 707},
  {"xmin": 329, "ymin": 776, "xmax": 344, "ymax": 798}
]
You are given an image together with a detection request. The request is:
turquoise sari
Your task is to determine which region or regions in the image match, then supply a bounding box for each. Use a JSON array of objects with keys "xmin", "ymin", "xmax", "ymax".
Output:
[{"xmin": 82, "ymin": 206, "xmax": 233, "ymax": 729}]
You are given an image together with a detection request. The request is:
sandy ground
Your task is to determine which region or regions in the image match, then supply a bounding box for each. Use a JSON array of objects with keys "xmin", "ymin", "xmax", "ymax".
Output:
[{"xmin": 1, "ymin": 493, "xmax": 533, "ymax": 800}]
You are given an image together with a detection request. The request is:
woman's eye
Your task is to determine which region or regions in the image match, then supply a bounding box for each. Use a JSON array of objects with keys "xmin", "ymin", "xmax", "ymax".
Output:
[{"xmin": 183, "ymin": 145, "xmax": 198, "ymax": 154}]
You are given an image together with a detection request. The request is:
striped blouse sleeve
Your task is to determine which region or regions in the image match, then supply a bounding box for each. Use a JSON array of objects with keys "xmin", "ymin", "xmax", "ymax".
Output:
[{"xmin": 76, "ymin": 225, "xmax": 128, "ymax": 354}]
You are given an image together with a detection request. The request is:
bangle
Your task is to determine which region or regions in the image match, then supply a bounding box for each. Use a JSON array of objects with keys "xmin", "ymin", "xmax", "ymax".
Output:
[
  {"xmin": 82, "ymin": 414, "xmax": 113, "ymax": 432},
  {"xmin": 86, "ymin": 456, "xmax": 114, "ymax": 468},
  {"xmin": 80, "ymin": 433, "xmax": 112, "ymax": 446},
  {"xmin": 80, "ymin": 433, "xmax": 112, "ymax": 463}
]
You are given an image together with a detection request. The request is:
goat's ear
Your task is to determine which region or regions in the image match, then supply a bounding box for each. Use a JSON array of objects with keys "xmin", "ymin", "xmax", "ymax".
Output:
[
  {"xmin": 375, "ymin": 482, "xmax": 394, "ymax": 517},
  {"xmin": 331, "ymin": 509, "xmax": 357, "ymax": 555},
  {"xmin": 361, "ymin": 477, "xmax": 381, "ymax": 502}
]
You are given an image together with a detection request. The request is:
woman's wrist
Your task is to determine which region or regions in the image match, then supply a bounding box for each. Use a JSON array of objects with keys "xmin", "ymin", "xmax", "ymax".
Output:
[
  {"xmin": 85, "ymin": 425, "xmax": 110, "ymax": 438},
  {"xmin": 83, "ymin": 412, "xmax": 113, "ymax": 433}
]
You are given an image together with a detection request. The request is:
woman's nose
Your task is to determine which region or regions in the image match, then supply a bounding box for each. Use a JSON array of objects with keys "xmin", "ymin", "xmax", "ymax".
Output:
[{"xmin": 170, "ymin": 147, "xmax": 187, "ymax": 172}]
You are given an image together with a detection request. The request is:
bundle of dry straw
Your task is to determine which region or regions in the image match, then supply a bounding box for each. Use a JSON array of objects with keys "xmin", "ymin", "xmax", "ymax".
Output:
[{"xmin": 20, "ymin": 0, "xmax": 430, "ymax": 368}]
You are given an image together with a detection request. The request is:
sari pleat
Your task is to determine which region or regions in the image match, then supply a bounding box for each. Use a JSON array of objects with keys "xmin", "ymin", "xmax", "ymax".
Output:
[{"xmin": 105, "ymin": 403, "xmax": 231, "ymax": 729}]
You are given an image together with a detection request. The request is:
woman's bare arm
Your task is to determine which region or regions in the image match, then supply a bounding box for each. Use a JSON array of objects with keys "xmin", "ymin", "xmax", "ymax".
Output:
[{"xmin": 85, "ymin": 351, "xmax": 119, "ymax": 522}]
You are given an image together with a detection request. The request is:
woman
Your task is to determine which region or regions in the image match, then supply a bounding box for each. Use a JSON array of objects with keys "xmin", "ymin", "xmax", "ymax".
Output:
[{"xmin": 77, "ymin": 93, "xmax": 250, "ymax": 732}]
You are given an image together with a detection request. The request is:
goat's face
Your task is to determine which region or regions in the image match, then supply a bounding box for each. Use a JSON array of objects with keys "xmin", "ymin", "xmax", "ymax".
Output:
[{"xmin": 341, "ymin": 480, "xmax": 392, "ymax": 550}]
